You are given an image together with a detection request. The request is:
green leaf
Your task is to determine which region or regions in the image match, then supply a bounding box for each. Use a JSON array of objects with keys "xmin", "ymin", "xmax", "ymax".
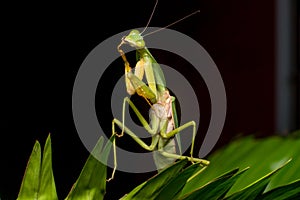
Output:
[
  {"xmin": 17, "ymin": 141, "xmax": 41, "ymax": 199},
  {"xmin": 155, "ymin": 164, "xmax": 205, "ymax": 200},
  {"xmin": 224, "ymin": 159, "xmax": 291, "ymax": 200},
  {"xmin": 39, "ymin": 134, "xmax": 58, "ymax": 200},
  {"xmin": 122, "ymin": 132, "xmax": 300, "ymax": 200},
  {"xmin": 259, "ymin": 179, "xmax": 300, "ymax": 200},
  {"xmin": 185, "ymin": 134, "xmax": 300, "ymax": 196},
  {"xmin": 65, "ymin": 136, "xmax": 113, "ymax": 200},
  {"xmin": 17, "ymin": 134, "xmax": 58, "ymax": 200},
  {"xmin": 180, "ymin": 168, "xmax": 248, "ymax": 200},
  {"xmin": 121, "ymin": 159, "xmax": 188, "ymax": 200}
]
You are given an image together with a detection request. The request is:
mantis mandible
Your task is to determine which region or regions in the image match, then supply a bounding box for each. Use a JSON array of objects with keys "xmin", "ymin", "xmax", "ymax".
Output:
[{"xmin": 108, "ymin": 0, "xmax": 209, "ymax": 181}]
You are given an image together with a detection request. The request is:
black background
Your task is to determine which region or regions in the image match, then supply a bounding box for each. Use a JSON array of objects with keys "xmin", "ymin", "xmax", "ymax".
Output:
[{"xmin": 1, "ymin": 1, "xmax": 298, "ymax": 199}]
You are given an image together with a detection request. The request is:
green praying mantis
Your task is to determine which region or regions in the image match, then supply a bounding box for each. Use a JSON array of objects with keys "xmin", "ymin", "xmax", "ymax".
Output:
[{"xmin": 107, "ymin": 1, "xmax": 209, "ymax": 181}]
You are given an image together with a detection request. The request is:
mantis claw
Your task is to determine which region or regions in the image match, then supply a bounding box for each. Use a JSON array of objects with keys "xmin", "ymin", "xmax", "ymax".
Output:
[
  {"xmin": 117, "ymin": 126, "xmax": 125, "ymax": 137},
  {"xmin": 106, "ymin": 177, "xmax": 113, "ymax": 182},
  {"xmin": 116, "ymin": 132, "xmax": 124, "ymax": 137},
  {"xmin": 190, "ymin": 156, "xmax": 195, "ymax": 164}
]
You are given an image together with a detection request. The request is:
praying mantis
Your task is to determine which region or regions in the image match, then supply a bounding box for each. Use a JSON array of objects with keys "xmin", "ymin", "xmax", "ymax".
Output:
[{"xmin": 107, "ymin": 1, "xmax": 209, "ymax": 181}]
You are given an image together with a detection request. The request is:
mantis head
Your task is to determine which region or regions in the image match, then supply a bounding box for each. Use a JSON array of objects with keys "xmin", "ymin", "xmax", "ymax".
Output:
[{"xmin": 119, "ymin": 30, "xmax": 145, "ymax": 49}]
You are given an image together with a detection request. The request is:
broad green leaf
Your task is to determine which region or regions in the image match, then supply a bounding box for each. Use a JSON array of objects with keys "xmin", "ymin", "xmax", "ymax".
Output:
[
  {"xmin": 65, "ymin": 136, "xmax": 113, "ymax": 200},
  {"xmin": 179, "ymin": 168, "xmax": 248, "ymax": 200},
  {"xmin": 259, "ymin": 179, "xmax": 300, "ymax": 200},
  {"xmin": 121, "ymin": 159, "xmax": 188, "ymax": 200},
  {"xmin": 155, "ymin": 164, "xmax": 205, "ymax": 200},
  {"xmin": 224, "ymin": 159, "xmax": 291, "ymax": 200},
  {"xmin": 182, "ymin": 136, "xmax": 254, "ymax": 195},
  {"xmin": 120, "ymin": 182, "xmax": 147, "ymax": 200},
  {"xmin": 184, "ymin": 133, "xmax": 300, "ymax": 196},
  {"xmin": 123, "ymin": 132, "xmax": 300, "ymax": 200},
  {"xmin": 17, "ymin": 134, "xmax": 58, "ymax": 200}
]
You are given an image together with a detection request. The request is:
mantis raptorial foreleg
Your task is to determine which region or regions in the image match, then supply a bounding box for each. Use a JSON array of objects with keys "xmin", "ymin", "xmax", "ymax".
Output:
[{"xmin": 118, "ymin": 43, "xmax": 157, "ymax": 102}]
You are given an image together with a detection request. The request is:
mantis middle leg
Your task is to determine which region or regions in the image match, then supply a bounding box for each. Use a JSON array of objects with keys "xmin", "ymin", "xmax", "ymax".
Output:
[{"xmin": 108, "ymin": 97, "xmax": 159, "ymax": 181}]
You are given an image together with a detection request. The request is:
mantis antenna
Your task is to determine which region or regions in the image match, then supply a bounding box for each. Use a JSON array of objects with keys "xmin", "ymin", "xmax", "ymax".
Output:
[
  {"xmin": 142, "ymin": 9, "xmax": 200, "ymax": 37},
  {"xmin": 140, "ymin": 0, "xmax": 159, "ymax": 35}
]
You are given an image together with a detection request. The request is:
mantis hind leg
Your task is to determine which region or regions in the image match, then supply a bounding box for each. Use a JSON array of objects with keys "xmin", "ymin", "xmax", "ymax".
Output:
[
  {"xmin": 158, "ymin": 150, "xmax": 210, "ymax": 166},
  {"xmin": 161, "ymin": 121, "xmax": 209, "ymax": 166},
  {"xmin": 158, "ymin": 150, "xmax": 209, "ymax": 182}
]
